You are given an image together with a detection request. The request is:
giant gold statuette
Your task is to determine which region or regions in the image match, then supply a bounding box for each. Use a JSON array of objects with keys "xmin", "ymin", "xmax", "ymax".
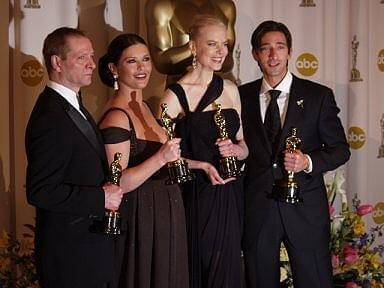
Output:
[
  {"xmin": 102, "ymin": 152, "xmax": 122, "ymax": 235},
  {"xmin": 160, "ymin": 103, "xmax": 194, "ymax": 185},
  {"xmin": 278, "ymin": 128, "xmax": 303, "ymax": 204},
  {"xmin": 213, "ymin": 102, "xmax": 241, "ymax": 179}
]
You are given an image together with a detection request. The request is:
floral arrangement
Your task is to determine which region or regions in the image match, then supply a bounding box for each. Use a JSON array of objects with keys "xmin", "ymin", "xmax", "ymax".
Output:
[
  {"xmin": 328, "ymin": 172, "xmax": 384, "ymax": 288},
  {"xmin": 280, "ymin": 170, "xmax": 384, "ymax": 288},
  {"xmin": 0, "ymin": 224, "xmax": 39, "ymax": 288}
]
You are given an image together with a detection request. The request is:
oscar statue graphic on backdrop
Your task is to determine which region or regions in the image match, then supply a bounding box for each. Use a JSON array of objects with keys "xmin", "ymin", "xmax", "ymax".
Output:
[
  {"xmin": 24, "ymin": 0, "xmax": 40, "ymax": 8},
  {"xmin": 235, "ymin": 44, "xmax": 242, "ymax": 86},
  {"xmin": 378, "ymin": 113, "xmax": 384, "ymax": 158},
  {"xmin": 300, "ymin": 0, "xmax": 316, "ymax": 7},
  {"xmin": 350, "ymin": 35, "xmax": 363, "ymax": 82},
  {"xmin": 277, "ymin": 128, "xmax": 303, "ymax": 204},
  {"xmin": 102, "ymin": 152, "xmax": 122, "ymax": 235},
  {"xmin": 160, "ymin": 103, "xmax": 194, "ymax": 184},
  {"xmin": 213, "ymin": 102, "xmax": 241, "ymax": 179}
]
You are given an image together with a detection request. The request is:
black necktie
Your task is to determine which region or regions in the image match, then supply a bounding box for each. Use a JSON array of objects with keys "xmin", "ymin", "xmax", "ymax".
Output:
[{"xmin": 264, "ymin": 90, "xmax": 282, "ymax": 148}]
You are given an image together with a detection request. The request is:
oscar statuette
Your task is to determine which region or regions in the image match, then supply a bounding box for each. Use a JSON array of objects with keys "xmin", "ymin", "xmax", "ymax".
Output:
[
  {"xmin": 278, "ymin": 128, "xmax": 303, "ymax": 204},
  {"xmin": 160, "ymin": 103, "xmax": 194, "ymax": 185},
  {"xmin": 213, "ymin": 102, "xmax": 241, "ymax": 179},
  {"xmin": 102, "ymin": 152, "xmax": 122, "ymax": 235}
]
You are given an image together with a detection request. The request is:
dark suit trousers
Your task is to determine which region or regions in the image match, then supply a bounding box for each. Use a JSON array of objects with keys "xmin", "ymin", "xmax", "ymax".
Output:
[{"xmin": 243, "ymin": 201, "xmax": 333, "ymax": 288}]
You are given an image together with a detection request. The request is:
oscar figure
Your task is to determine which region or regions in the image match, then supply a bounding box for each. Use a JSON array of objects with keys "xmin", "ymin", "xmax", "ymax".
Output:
[
  {"xmin": 102, "ymin": 152, "xmax": 122, "ymax": 235},
  {"xmin": 300, "ymin": 0, "xmax": 316, "ymax": 7},
  {"xmin": 378, "ymin": 113, "xmax": 384, "ymax": 158},
  {"xmin": 213, "ymin": 102, "xmax": 241, "ymax": 179},
  {"xmin": 278, "ymin": 128, "xmax": 302, "ymax": 204},
  {"xmin": 350, "ymin": 35, "xmax": 363, "ymax": 82},
  {"xmin": 160, "ymin": 103, "xmax": 194, "ymax": 184}
]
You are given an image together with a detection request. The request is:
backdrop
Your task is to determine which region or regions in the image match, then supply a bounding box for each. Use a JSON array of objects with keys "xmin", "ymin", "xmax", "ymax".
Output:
[{"xmin": 1, "ymin": 0, "xmax": 383, "ymax": 243}]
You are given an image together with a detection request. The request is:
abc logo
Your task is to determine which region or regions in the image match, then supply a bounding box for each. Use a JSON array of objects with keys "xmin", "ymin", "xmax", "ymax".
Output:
[
  {"xmin": 372, "ymin": 202, "xmax": 384, "ymax": 224},
  {"xmin": 296, "ymin": 53, "xmax": 318, "ymax": 76},
  {"xmin": 20, "ymin": 60, "xmax": 44, "ymax": 86},
  {"xmin": 348, "ymin": 126, "xmax": 365, "ymax": 150},
  {"xmin": 378, "ymin": 49, "xmax": 384, "ymax": 72}
]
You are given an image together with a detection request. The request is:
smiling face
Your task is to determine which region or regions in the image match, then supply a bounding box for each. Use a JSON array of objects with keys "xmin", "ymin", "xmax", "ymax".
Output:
[
  {"xmin": 112, "ymin": 43, "xmax": 152, "ymax": 90},
  {"xmin": 190, "ymin": 24, "xmax": 228, "ymax": 71},
  {"xmin": 252, "ymin": 31, "xmax": 291, "ymax": 87},
  {"xmin": 53, "ymin": 36, "xmax": 96, "ymax": 92}
]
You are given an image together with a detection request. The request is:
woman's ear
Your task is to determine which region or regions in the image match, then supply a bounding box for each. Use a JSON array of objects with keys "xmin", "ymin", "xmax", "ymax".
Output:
[
  {"xmin": 189, "ymin": 41, "xmax": 196, "ymax": 56},
  {"xmin": 108, "ymin": 63, "xmax": 117, "ymax": 75}
]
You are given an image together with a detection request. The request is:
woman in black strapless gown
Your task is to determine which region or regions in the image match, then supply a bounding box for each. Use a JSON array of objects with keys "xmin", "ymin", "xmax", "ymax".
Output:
[
  {"xmin": 161, "ymin": 16, "xmax": 249, "ymax": 288},
  {"xmin": 98, "ymin": 34, "xmax": 189, "ymax": 288}
]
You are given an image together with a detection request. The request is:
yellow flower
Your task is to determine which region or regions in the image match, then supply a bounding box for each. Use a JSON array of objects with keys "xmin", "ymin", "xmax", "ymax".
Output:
[
  {"xmin": 19, "ymin": 237, "xmax": 34, "ymax": 256},
  {"xmin": 369, "ymin": 253, "xmax": 382, "ymax": 270},
  {"xmin": 0, "ymin": 257, "xmax": 11, "ymax": 271},
  {"xmin": 353, "ymin": 221, "xmax": 365, "ymax": 236},
  {"xmin": 0, "ymin": 231, "xmax": 11, "ymax": 249}
]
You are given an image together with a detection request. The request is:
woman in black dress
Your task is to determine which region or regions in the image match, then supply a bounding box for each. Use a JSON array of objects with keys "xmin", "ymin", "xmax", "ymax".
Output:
[
  {"xmin": 161, "ymin": 15, "xmax": 249, "ymax": 288},
  {"xmin": 98, "ymin": 34, "xmax": 189, "ymax": 288}
]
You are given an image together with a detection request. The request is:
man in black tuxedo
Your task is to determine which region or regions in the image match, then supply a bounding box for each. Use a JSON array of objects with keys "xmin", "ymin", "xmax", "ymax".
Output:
[
  {"xmin": 239, "ymin": 21, "xmax": 350, "ymax": 288},
  {"xmin": 25, "ymin": 27, "xmax": 123, "ymax": 288}
]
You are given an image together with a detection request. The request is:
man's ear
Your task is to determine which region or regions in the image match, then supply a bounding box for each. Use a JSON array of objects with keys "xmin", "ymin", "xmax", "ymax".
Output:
[
  {"xmin": 251, "ymin": 49, "xmax": 259, "ymax": 62},
  {"xmin": 51, "ymin": 55, "xmax": 62, "ymax": 72}
]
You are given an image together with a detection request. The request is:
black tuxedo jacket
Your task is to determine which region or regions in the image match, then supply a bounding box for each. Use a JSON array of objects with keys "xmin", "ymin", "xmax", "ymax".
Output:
[
  {"xmin": 239, "ymin": 74, "xmax": 350, "ymax": 252},
  {"xmin": 26, "ymin": 87, "xmax": 115, "ymax": 288}
]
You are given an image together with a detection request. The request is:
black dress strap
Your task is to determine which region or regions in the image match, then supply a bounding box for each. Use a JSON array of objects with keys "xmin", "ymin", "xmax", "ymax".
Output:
[
  {"xmin": 168, "ymin": 83, "xmax": 191, "ymax": 114},
  {"xmin": 98, "ymin": 108, "xmax": 137, "ymax": 148},
  {"xmin": 194, "ymin": 74, "xmax": 223, "ymax": 112}
]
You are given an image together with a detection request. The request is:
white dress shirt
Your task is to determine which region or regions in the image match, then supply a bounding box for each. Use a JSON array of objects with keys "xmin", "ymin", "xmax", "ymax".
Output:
[
  {"xmin": 47, "ymin": 81, "xmax": 86, "ymax": 119},
  {"xmin": 259, "ymin": 72, "xmax": 312, "ymax": 172}
]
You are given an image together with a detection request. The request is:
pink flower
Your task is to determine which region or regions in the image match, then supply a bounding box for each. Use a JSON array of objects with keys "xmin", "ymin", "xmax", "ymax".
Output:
[
  {"xmin": 331, "ymin": 254, "xmax": 340, "ymax": 268},
  {"xmin": 329, "ymin": 205, "xmax": 335, "ymax": 216},
  {"xmin": 357, "ymin": 204, "xmax": 373, "ymax": 216},
  {"xmin": 345, "ymin": 281, "xmax": 358, "ymax": 288},
  {"xmin": 343, "ymin": 246, "xmax": 359, "ymax": 264}
]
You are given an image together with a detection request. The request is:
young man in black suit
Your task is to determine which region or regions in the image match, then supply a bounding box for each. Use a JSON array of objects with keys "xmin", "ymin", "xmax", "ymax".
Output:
[
  {"xmin": 239, "ymin": 20, "xmax": 350, "ymax": 288},
  {"xmin": 25, "ymin": 27, "xmax": 123, "ymax": 288}
]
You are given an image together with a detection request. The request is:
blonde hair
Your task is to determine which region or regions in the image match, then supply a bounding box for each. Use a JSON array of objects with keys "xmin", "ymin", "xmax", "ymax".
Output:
[{"xmin": 189, "ymin": 14, "xmax": 227, "ymax": 41}]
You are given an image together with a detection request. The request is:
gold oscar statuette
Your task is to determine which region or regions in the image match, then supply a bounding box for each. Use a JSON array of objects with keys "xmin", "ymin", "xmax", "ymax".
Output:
[
  {"xmin": 278, "ymin": 128, "xmax": 302, "ymax": 204},
  {"xmin": 160, "ymin": 103, "xmax": 194, "ymax": 184},
  {"xmin": 102, "ymin": 152, "xmax": 122, "ymax": 235},
  {"xmin": 378, "ymin": 113, "xmax": 384, "ymax": 158},
  {"xmin": 213, "ymin": 102, "xmax": 241, "ymax": 179}
]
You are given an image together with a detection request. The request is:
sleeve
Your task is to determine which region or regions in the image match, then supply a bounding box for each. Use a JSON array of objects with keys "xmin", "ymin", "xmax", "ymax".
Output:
[{"xmin": 308, "ymin": 88, "xmax": 351, "ymax": 175}]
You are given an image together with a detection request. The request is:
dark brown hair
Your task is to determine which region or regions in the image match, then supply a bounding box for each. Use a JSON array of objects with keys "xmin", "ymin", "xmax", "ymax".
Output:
[{"xmin": 251, "ymin": 20, "xmax": 292, "ymax": 51}]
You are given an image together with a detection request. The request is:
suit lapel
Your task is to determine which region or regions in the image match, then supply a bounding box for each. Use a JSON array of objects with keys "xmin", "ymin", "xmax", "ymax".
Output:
[
  {"xmin": 275, "ymin": 76, "xmax": 305, "ymax": 155},
  {"xmin": 249, "ymin": 81, "xmax": 273, "ymax": 154},
  {"xmin": 65, "ymin": 105, "xmax": 106, "ymax": 164},
  {"xmin": 45, "ymin": 87, "xmax": 107, "ymax": 165}
]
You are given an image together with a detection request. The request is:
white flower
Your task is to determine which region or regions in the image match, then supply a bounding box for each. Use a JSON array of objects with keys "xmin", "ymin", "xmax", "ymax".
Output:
[
  {"xmin": 331, "ymin": 215, "xmax": 345, "ymax": 234},
  {"xmin": 296, "ymin": 99, "xmax": 304, "ymax": 108}
]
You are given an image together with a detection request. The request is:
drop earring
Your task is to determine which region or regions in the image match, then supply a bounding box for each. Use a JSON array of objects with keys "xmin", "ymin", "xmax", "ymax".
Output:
[
  {"xmin": 113, "ymin": 74, "xmax": 119, "ymax": 91},
  {"xmin": 192, "ymin": 53, "xmax": 197, "ymax": 70}
]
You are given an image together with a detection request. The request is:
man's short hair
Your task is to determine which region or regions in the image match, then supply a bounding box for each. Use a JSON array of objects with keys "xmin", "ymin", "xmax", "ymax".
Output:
[
  {"xmin": 251, "ymin": 20, "xmax": 292, "ymax": 51},
  {"xmin": 42, "ymin": 27, "xmax": 87, "ymax": 74}
]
